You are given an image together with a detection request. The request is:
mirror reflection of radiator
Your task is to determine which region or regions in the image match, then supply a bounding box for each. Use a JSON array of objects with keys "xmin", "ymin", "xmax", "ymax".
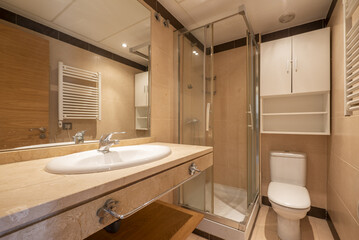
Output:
[{"xmin": 58, "ymin": 61, "xmax": 101, "ymax": 128}]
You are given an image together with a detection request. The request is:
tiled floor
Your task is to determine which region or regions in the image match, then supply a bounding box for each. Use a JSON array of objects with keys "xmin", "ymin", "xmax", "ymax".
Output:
[
  {"xmin": 187, "ymin": 233, "xmax": 207, "ymax": 240},
  {"xmin": 251, "ymin": 206, "xmax": 334, "ymax": 240}
]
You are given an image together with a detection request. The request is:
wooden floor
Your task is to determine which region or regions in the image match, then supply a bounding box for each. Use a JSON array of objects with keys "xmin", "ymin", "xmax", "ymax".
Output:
[{"xmin": 251, "ymin": 206, "xmax": 334, "ymax": 240}]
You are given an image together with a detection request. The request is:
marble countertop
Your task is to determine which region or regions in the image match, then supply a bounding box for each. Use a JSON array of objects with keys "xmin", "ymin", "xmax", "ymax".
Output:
[{"xmin": 0, "ymin": 142, "xmax": 212, "ymax": 235}]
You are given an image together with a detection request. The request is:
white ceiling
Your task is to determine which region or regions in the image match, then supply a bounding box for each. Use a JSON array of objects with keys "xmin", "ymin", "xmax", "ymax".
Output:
[
  {"xmin": 0, "ymin": 0, "xmax": 333, "ymax": 61},
  {"xmin": 0, "ymin": 0, "xmax": 151, "ymax": 66},
  {"xmin": 159, "ymin": 0, "xmax": 332, "ymax": 45}
]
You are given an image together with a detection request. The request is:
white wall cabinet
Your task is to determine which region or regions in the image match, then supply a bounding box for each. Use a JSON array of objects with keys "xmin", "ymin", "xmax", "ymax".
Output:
[
  {"xmin": 260, "ymin": 37, "xmax": 292, "ymax": 96},
  {"xmin": 135, "ymin": 72, "xmax": 149, "ymax": 130},
  {"xmin": 260, "ymin": 28, "xmax": 330, "ymax": 135},
  {"xmin": 260, "ymin": 27, "xmax": 330, "ymax": 96},
  {"xmin": 292, "ymin": 28, "xmax": 330, "ymax": 93},
  {"xmin": 135, "ymin": 72, "xmax": 149, "ymax": 107}
]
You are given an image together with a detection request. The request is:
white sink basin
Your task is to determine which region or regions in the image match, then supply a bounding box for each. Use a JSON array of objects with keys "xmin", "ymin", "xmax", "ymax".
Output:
[{"xmin": 45, "ymin": 145, "xmax": 171, "ymax": 174}]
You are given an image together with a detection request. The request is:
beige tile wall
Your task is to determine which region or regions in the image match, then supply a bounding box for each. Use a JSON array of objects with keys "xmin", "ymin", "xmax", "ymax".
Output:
[
  {"xmin": 149, "ymin": 8, "xmax": 177, "ymax": 144},
  {"xmin": 47, "ymin": 38, "xmax": 146, "ymax": 142},
  {"xmin": 0, "ymin": 20, "xmax": 149, "ymax": 145},
  {"xmin": 327, "ymin": 2, "xmax": 359, "ymax": 239},
  {"xmin": 213, "ymin": 46, "xmax": 248, "ymax": 189},
  {"xmin": 140, "ymin": 1, "xmax": 178, "ymax": 203},
  {"xmin": 261, "ymin": 134, "xmax": 328, "ymax": 209}
]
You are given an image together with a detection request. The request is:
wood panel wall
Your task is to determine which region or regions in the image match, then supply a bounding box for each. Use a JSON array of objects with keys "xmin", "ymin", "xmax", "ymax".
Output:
[{"xmin": 0, "ymin": 22, "xmax": 49, "ymax": 150}]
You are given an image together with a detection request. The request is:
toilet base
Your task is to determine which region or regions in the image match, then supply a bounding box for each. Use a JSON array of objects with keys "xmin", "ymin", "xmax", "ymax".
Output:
[{"xmin": 277, "ymin": 214, "xmax": 300, "ymax": 240}]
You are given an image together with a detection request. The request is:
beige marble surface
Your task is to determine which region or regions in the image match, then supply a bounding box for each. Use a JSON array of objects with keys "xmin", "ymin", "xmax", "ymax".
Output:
[{"xmin": 0, "ymin": 142, "xmax": 212, "ymax": 235}]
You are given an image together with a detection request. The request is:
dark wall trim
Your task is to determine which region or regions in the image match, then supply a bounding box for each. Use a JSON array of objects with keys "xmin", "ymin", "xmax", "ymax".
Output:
[
  {"xmin": 213, "ymin": 34, "xmax": 261, "ymax": 54},
  {"xmin": 213, "ymin": 37, "xmax": 246, "ymax": 54},
  {"xmin": 327, "ymin": 214, "xmax": 341, "ymax": 240},
  {"xmin": 261, "ymin": 196, "xmax": 327, "ymax": 219},
  {"xmin": 261, "ymin": 19, "xmax": 326, "ymax": 43},
  {"xmin": 326, "ymin": 0, "xmax": 338, "ymax": 26},
  {"xmin": 143, "ymin": 0, "xmax": 184, "ymax": 30},
  {"xmin": 0, "ymin": 7, "xmax": 147, "ymax": 71},
  {"xmin": 213, "ymin": 18, "xmax": 325, "ymax": 53}
]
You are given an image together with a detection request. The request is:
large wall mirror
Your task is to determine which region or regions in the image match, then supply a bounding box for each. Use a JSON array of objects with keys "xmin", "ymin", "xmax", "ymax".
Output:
[{"xmin": 0, "ymin": 0, "xmax": 151, "ymax": 151}]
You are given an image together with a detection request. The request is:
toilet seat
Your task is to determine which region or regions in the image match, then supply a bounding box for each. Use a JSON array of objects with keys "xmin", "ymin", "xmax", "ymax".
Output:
[{"xmin": 268, "ymin": 182, "xmax": 311, "ymax": 209}]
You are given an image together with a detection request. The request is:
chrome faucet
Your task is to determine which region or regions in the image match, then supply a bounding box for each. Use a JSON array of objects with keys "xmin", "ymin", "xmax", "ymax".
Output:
[
  {"xmin": 98, "ymin": 132, "xmax": 126, "ymax": 153},
  {"xmin": 73, "ymin": 130, "xmax": 86, "ymax": 144},
  {"xmin": 29, "ymin": 127, "xmax": 47, "ymax": 139}
]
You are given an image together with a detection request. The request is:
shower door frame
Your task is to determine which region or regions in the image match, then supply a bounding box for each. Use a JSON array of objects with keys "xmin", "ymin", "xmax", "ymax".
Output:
[
  {"xmin": 176, "ymin": 8, "xmax": 260, "ymax": 231},
  {"xmin": 177, "ymin": 23, "xmax": 214, "ymax": 214}
]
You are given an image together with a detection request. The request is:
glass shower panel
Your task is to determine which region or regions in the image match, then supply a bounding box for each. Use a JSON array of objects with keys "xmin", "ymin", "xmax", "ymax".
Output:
[
  {"xmin": 179, "ymin": 25, "xmax": 214, "ymax": 213},
  {"xmin": 247, "ymin": 32, "xmax": 260, "ymax": 206},
  {"xmin": 177, "ymin": 12, "xmax": 260, "ymax": 229}
]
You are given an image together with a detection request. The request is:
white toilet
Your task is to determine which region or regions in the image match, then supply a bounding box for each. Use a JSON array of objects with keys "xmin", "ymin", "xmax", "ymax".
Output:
[{"xmin": 268, "ymin": 151, "xmax": 311, "ymax": 240}]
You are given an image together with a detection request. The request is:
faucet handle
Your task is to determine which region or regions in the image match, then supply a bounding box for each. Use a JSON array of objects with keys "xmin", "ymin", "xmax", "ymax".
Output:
[
  {"xmin": 73, "ymin": 130, "xmax": 86, "ymax": 144},
  {"xmin": 29, "ymin": 127, "xmax": 46, "ymax": 133},
  {"xmin": 74, "ymin": 130, "xmax": 86, "ymax": 137},
  {"xmin": 98, "ymin": 132, "xmax": 126, "ymax": 153},
  {"xmin": 29, "ymin": 127, "xmax": 47, "ymax": 139}
]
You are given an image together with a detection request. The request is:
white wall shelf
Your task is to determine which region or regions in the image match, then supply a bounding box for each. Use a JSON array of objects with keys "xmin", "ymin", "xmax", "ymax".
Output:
[
  {"xmin": 135, "ymin": 71, "xmax": 149, "ymax": 131},
  {"xmin": 260, "ymin": 92, "xmax": 330, "ymax": 135},
  {"xmin": 262, "ymin": 112, "xmax": 328, "ymax": 116}
]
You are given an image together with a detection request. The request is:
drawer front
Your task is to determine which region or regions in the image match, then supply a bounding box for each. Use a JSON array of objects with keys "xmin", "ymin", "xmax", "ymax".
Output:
[{"xmin": 2, "ymin": 153, "xmax": 213, "ymax": 240}]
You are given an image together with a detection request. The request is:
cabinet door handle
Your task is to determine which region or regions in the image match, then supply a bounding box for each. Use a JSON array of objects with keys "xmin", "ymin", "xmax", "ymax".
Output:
[
  {"xmin": 206, "ymin": 103, "xmax": 210, "ymax": 131},
  {"xmin": 294, "ymin": 58, "xmax": 298, "ymax": 72},
  {"xmin": 247, "ymin": 104, "xmax": 253, "ymax": 129},
  {"xmin": 286, "ymin": 59, "xmax": 290, "ymax": 74}
]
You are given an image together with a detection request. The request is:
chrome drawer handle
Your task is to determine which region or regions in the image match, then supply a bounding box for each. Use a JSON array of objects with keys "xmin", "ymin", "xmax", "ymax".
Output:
[{"xmin": 189, "ymin": 163, "xmax": 201, "ymax": 175}]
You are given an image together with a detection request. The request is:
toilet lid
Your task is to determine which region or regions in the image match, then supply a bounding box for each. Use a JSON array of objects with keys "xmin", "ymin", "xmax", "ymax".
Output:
[{"xmin": 268, "ymin": 182, "xmax": 311, "ymax": 209}]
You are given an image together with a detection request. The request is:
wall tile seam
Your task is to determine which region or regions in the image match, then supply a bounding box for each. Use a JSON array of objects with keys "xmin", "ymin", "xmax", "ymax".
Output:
[
  {"xmin": 328, "ymin": 184, "xmax": 359, "ymax": 225},
  {"xmin": 333, "ymin": 115, "xmax": 359, "ymax": 120},
  {"xmin": 151, "ymin": 118, "xmax": 173, "ymax": 120},
  {"xmin": 331, "ymin": 151, "xmax": 359, "ymax": 172},
  {"xmin": 331, "ymin": 115, "xmax": 359, "ymax": 120}
]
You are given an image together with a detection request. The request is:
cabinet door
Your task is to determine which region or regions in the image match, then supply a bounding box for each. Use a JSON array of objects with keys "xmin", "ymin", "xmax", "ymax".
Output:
[
  {"xmin": 292, "ymin": 28, "xmax": 330, "ymax": 93},
  {"xmin": 135, "ymin": 72, "xmax": 148, "ymax": 107},
  {"xmin": 260, "ymin": 37, "xmax": 292, "ymax": 96}
]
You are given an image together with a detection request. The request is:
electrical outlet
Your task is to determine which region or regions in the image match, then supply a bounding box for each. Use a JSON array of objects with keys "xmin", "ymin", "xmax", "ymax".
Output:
[{"xmin": 62, "ymin": 122, "xmax": 72, "ymax": 130}]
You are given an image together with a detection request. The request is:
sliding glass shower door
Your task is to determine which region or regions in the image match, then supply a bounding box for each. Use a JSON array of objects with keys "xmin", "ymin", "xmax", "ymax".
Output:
[
  {"xmin": 178, "ymin": 24, "xmax": 214, "ymax": 214},
  {"xmin": 247, "ymin": 31, "xmax": 260, "ymax": 207},
  {"xmin": 177, "ymin": 15, "xmax": 260, "ymax": 229}
]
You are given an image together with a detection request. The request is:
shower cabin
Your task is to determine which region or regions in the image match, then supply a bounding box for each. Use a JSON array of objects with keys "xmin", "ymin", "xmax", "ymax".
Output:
[{"xmin": 176, "ymin": 7, "xmax": 260, "ymax": 237}]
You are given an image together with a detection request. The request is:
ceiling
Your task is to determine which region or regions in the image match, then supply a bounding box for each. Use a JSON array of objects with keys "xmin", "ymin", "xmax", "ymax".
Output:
[
  {"xmin": 0, "ymin": 0, "xmax": 151, "ymax": 66},
  {"xmin": 159, "ymin": 0, "xmax": 333, "ymax": 46},
  {"xmin": 0, "ymin": 0, "xmax": 333, "ymax": 61}
]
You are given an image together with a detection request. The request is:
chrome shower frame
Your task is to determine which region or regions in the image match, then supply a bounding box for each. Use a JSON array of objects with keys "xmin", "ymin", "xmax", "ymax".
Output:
[{"xmin": 176, "ymin": 4, "xmax": 260, "ymax": 233}]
